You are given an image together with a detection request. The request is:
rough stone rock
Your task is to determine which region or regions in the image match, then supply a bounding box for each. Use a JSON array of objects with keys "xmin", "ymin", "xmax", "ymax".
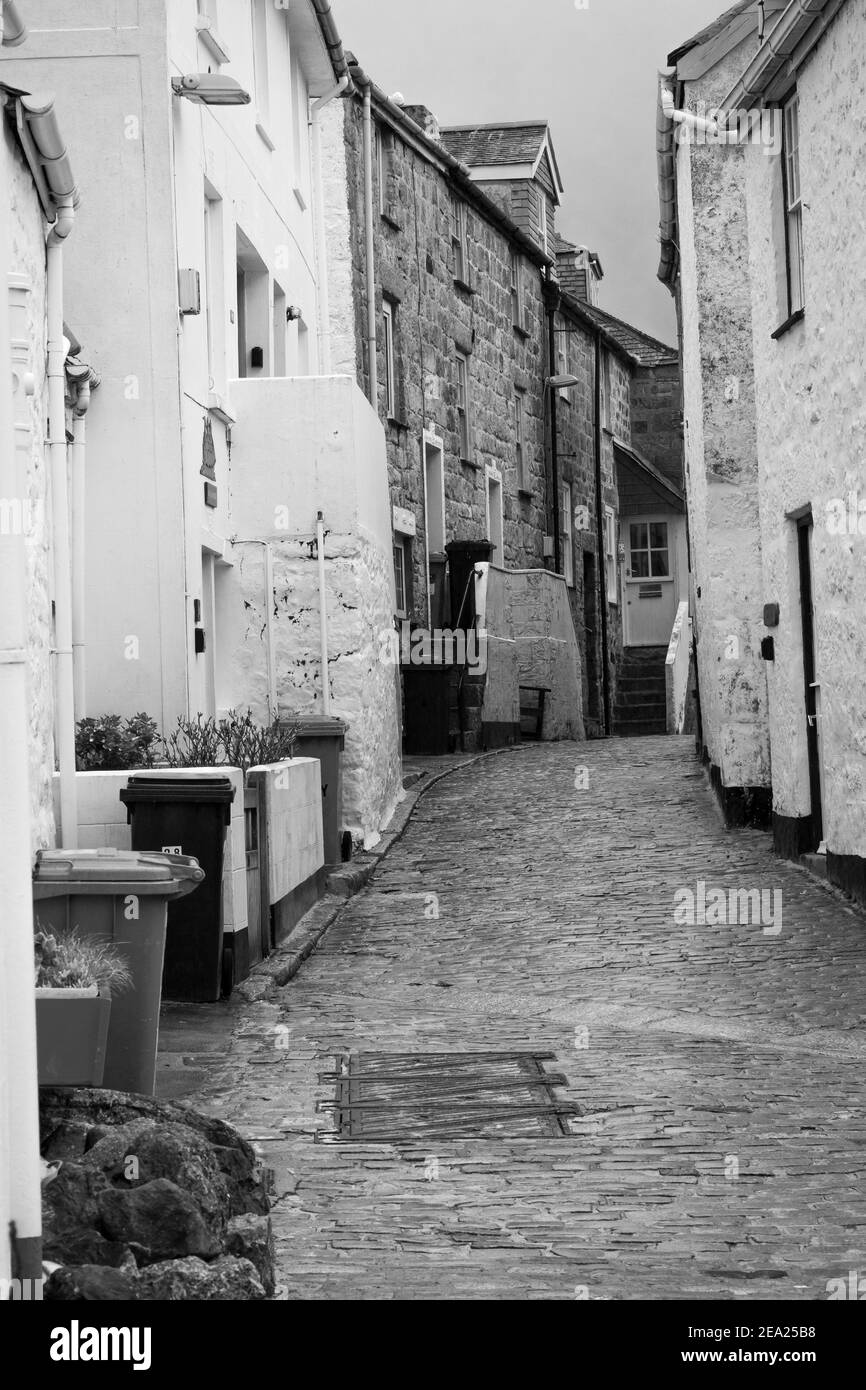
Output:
[
  {"xmin": 81, "ymin": 1119, "xmax": 154, "ymax": 1167},
  {"xmin": 135, "ymin": 1255, "xmax": 267, "ymax": 1302},
  {"xmin": 43, "ymin": 1162, "xmax": 109, "ymax": 1234},
  {"xmin": 97, "ymin": 1179, "xmax": 221, "ymax": 1262},
  {"xmin": 85, "ymin": 1121, "xmax": 230, "ymax": 1227},
  {"xmin": 42, "ymin": 1226, "xmax": 131, "ymax": 1271},
  {"xmin": 45, "ymin": 1265, "xmax": 140, "ymax": 1301},
  {"xmin": 225, "ymin": 1214, "xmax": 275, "ymax": 1296}
]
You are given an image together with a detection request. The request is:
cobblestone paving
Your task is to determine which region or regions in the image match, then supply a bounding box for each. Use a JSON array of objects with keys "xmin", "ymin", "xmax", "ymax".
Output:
[{"xmin": 177, "ymin": 737, "xmax": 866, "ymax": 1300}]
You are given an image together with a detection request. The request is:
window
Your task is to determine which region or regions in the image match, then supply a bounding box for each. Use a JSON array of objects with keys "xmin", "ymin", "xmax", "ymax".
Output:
[
  {"xmin": 782, "ymin": 92, "xmax": 805, "ymax": 315},
  {"xmin": 605, "ymin": 507, "xmax": 619, "ymax": 604},
  {"xmin": 250, "ymin": 0, "xmax": 270, "ymax": 123},
  {"xmin": 515, "ymin": 388, "xmax": 528, "ymax": 491},
  {"xmin": 561, "ymin": 483, "xmax": 574, "ymax": 588},
  {"xmin": 451, "ymin": 195, "xmax": 468, "ymax": 285},
  {"xmin": 510, "ymin": 250, "xmax": 524, "ymax": 329},
  {"xmin": 273, "ymin": 284, "xmax": 287, "ymax": 377},
  {"xmin": 393, "ymin": 540, "xmax": 409, "ymax": 618},
  {"xmin": 203, "ymin": 191, "xmax": 225, "ymax": 393},
  {"xmin": 629, "ymin": 521, "xmax": 669, "ymax": 580},
  {"xmin": 601, "ymin": 351, "xmax": 612, "ymax": 430},
  {"xmin": 382, "ymin": 299, "xmax": 396, "ymax": 418},
  {"xmin": 486, "ymin": 469, "xmax": 504, "ymax": 567},
  {"xmin": 538, "ymin": 193, "xmax": 549, "ymax": 255},
  {"xmin": 377, "ymin": 126, "xmax": 392, "ymax": 216},
  {"xmin": 455, "ymin": 350, "xmax": 471, "ymax": 460},
  {"xmin": 557, "ymin": 347, "xmax": 571, "ymax": 402}
]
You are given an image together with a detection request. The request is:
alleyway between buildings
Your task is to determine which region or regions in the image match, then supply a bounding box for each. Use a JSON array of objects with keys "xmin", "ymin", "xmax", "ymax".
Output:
[{"xmin": 160, "ymin": 737, "xmax": 866, "ymax": 1301}]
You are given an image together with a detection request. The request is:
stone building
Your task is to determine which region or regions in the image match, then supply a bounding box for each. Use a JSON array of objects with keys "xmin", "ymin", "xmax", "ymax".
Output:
[
  {"xmin": 658, "ymin": 0, "xmax": 866, "ymax": 903},
  {"xmin": 554, "ymin": 238, "xmax": 685, "ymax": 737},
  {"xmin": 2, "ymin": 0, "xmax": 402, "ymax": 851},
  {"xmin": 322, "ymin": 73, "xmax": 585, "ymax": 749}
]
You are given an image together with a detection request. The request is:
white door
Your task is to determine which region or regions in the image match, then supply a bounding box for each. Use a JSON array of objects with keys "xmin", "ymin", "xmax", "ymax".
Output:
[{"xmin": 623, "ymin": 516, "xmax": 681, "ymax": 647}]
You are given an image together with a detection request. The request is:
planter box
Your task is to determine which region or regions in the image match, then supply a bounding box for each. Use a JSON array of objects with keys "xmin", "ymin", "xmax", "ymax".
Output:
[{"xmin": 35, "ymin": 987, "xmax": 111, "ymax": 1087}]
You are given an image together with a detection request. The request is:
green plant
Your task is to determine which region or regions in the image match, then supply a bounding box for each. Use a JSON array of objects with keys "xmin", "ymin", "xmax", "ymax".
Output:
[
  {"xmin": 75, "ymin": 713, "xmax": 160, "ymax": 772},
  {"xmin": 162, "ymin": 709, "xmax": 298, "ymax": 774},
  {"xmin": 34, "ymin": 928, "xmax": 133, "ymax": 995}
]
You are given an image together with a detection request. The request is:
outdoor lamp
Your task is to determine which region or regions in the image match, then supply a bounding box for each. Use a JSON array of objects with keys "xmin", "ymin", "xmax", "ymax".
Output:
[
  {"xmin": 546, "ymin": 373, "xmax": 580, "ymax": 390},
  {"xmin": 171, "ymin": 75, "xmax": 251, "ymax": 106}
]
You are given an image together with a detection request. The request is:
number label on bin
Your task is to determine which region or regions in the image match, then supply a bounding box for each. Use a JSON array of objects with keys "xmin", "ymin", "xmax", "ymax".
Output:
[{"xmin": 161, "ymin": 845, "xmax": 183, "ymax": 856}]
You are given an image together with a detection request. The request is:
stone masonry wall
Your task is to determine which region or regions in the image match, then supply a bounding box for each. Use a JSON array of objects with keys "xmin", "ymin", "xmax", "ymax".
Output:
[
  {"xmin": 338, "ymin": 97, "xmax": 550, "ymax": 627},
  {"xmin": 630, "ymin": 363, "xmax": 682, "ymax": 484},
  {"xmin": 5, "ymin": 122, "xmax": 54, "ymax": 852}
]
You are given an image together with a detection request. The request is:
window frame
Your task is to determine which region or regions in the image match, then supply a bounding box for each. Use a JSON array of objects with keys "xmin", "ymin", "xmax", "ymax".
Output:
[
  {"xmin": 250, "ymin": 0, "xmax": 270, "ymax": 125},
  {"xmin": 382, "ymin": 298, "xmax": 396, "ymax": 419},
  {"xmin": 628, "ymin": 520, "xmax": 670, "ymax": 581},
  {"xmin": 561, "ymin": 482, "xmax": 574, "ymax": 588},
  {"xmin": 510, "ymin": 248, "xmax": 525, "ymax": 331},
  {"xmin": 604, "ymin": 506, "xmax": 619, "ymax": 605},
  {"xmin": 538, "ymin": 192, "xmax": 549, "ymax": 256},
  {"xmin": 393, "ymin": 538, "xmax": 409, "ymax": 619},
  {"xmin": 455, "ymin": 349, "xmax": 472, "ymax": 462},
  {"xmin": 376, "ymin": 124, "xmax": 392, "ymax": 218},
  {"xmin": 451, "ymin": 194, "xmax": 469, "ymax": 286},
  {"xmin": 781, "ymin": 91, "xmax": 805, "ymax": 317},
  {"xmin": 514, "ymin": 387, "xmax": 528, "ymax": 492}
]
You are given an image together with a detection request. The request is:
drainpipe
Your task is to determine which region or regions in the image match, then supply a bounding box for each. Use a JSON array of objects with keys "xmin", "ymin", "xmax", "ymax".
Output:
[
  {"xmin": 594, "ymin": 330, "xmax": 612, "ymax": 736},
  {"xmin": 0, "ymin": 104, "xmax": 42, "ymax": 1289},
  {"xmin": 349, "ymin": 63, "xmax": 378, "ymax": 407},
  {"xmin": 316, "ymin": 511, "xmax": 331, "ymax": 716},
  {"xmin": 310, "ymin": 74, "xmax": 349, "ymax": 375},
  {"xmin": 66, "ymin": 362, "xmax": 99, "ymax": 720},
  {"xmin": 1, "ymin": 0, "xmax": 27, "ymax": 46},
  {"xmin": 46, "ymin": 198, "xmax": 78, "ymax": 847}
]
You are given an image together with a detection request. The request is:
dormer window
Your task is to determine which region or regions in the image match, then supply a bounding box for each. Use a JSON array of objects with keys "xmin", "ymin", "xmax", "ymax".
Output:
[{"xmin": 538, "ymin": 193, "xmax": 549, "ymax": 256}]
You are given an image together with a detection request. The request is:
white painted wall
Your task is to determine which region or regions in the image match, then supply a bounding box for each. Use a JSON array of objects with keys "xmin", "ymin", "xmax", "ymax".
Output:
[
  {"xmin": 227, "ymin": 374, "xmax": 402, "ymax": 847},
  {"xmin": 743, "ymin": 0, "xmax": 866, "ymax": 857},
  {"xmin": 4, "ymin": 116, "xmax": 54, "ymax": 850}
]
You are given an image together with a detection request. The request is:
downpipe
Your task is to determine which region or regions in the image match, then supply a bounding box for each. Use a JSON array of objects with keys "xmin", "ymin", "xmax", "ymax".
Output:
[{"xmin": 310, "ymin": 74, "xmax": 349, "ymax": 374}]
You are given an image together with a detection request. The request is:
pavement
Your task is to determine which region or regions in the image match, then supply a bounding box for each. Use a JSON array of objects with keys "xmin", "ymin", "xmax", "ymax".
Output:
[{"xmin": 158, "ymin": 736, "xmax": 866, "ymax": 1301}]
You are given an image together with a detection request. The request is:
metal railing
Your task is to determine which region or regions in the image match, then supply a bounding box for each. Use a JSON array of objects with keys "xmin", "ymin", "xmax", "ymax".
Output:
[{"xmin": 665, "ymin": 601, "xmax": 692, "ymax": 734}]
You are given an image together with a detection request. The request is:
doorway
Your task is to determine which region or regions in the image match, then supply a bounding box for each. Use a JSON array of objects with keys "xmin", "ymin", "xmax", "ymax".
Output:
[
  {"xmin": 485, "ymin": 467, "xmax": 504, "ymax": 567},
  {"xmin": 623, "ymin": 514, "xmax": 683, "ymax": 647},
  {"xmin": 797, "ymin": 514, "xmax": 824, "ymax": 850}
]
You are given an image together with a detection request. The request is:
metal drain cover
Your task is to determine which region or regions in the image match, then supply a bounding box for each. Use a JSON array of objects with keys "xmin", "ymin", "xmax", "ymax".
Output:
[{"xmin": 318, "ymin": 1051, "xmax": 579, "ymax": 1141}]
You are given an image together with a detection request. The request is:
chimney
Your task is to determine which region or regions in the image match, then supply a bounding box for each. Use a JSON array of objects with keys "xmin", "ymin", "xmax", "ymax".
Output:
[
  {"xmin": 557, "ymin": 242, "xmax": 603, "ymax": 306},
  {"xmin": 403, "ymin": 103, "xmax": 441, "ymax": 143}
]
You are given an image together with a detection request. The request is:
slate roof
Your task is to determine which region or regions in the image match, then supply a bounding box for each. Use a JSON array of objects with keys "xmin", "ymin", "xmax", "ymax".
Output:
[
  {"xmin": 439, "ymin": 121, "xmax": 550, "ymax": 169},
  {"xmin": 562, "ymin": 294, "xmax": 678, "ymax": 368},
  {"xmin": 667, "ymin": 0, "xmax": 756, "ymax": 65}
]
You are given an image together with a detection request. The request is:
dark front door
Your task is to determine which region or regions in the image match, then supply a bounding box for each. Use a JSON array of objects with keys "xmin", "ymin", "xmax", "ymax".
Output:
[{"xmin": 797, "ymin": 515, "xmax": 823, "ymax": 850}]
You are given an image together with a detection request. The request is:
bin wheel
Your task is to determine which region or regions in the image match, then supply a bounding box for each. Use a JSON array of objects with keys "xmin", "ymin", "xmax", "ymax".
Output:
[{"xmin": 221, "ymin": 944, "xmax": 234, "ymax": 998}]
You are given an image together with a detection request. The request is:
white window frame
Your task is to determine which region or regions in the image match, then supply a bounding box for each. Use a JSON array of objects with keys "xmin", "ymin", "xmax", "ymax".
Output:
[
  {"xmin": 382, "ymin": 299, "xmax": 396, "ymax": 418},
  {"xmin": 377, "ymin": 126, "xmax": 392, "ymax": 216},
  {"xmin": 538, "ymin": 192, "xmax": 549, "ymax": 255},
  {"xmin": 515, "ymin": 387, "xmax": 527, "ymax": 491},
  {"xmin": 604, "ymin": 506, "xmax": 618, "ymax": 604},
  {"xmin": 455, "ymin": 349, "xmax": 471, "ymax": 461},
  {"xmin": 393, "ymin": 538, "xmax": 409, "ymax": 619},
  {"xmin": 782, "ymin": 92, "xmax": 805, "ymax": 315},
  {"xmin": 451, "ymin": 195, "xmax": 468, "ymax": 285},
  {"xmin": 562, "ymin": 482, "xmax": 574, "ymax": 588},
  {"xmin": 250, "ymin": 0, "xmax": 270, "ymax": 126},
  {"xmin": 510, "ymin": 249, "xmax": 524, "ymax": 330}
]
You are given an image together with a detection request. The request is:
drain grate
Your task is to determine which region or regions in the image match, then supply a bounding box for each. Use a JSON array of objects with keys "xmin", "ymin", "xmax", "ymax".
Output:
[{"xmin": 317, "ymin": 1051, "xmax": 579, "ymax": 1142}]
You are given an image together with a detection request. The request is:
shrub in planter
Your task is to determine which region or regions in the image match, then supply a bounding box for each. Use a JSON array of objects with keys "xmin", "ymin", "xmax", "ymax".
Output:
[
  {"xmin": 75, "ymin": 714, "xmax": 160, "ymax": 772},
  {"xmin": 35, "ymin": 930, "xmax": 133, "ymax": 1088},
  {"xmin": 162, "ymin": 709, "xmax": 299, "ymax": 775}
]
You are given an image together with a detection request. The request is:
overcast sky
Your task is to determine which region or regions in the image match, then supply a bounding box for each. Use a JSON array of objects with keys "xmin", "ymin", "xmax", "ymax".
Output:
[{"xmin": 337, "ymin": 0, "xmax": 728, "ymax": 344}]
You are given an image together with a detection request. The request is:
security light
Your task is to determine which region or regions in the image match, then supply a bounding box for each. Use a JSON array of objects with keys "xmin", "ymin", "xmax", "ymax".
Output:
[
  {"xmin": 171, "ymin": 74, "xmax": 251, "ymax": 106},
  {"xmin": 547, "ymin": 373, "xmax": 580, "ymax": 390}
]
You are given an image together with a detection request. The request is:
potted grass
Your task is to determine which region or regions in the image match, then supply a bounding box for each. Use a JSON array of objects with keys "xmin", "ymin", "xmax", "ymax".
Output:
[{"xmin": 34, "ymin": 928, "xmax": 133, "ymax": 1087}]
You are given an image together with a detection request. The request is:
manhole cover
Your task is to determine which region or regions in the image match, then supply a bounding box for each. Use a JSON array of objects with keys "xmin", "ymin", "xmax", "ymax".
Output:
[{"xmin": 317, "ymin": 1051, "xmax": 579, "ymax": 1141}]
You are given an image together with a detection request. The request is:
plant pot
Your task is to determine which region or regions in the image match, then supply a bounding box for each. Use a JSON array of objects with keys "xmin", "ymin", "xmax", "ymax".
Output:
[{"xmin": 35, "ymin": 986, "xmax": 112, "ymax": 1087}]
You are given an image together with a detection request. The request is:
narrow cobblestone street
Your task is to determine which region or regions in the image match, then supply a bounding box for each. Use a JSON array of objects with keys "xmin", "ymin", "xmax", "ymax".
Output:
[{"xmin": 169, "ymin": 737, "xmax": 866, "ymax": 1301}]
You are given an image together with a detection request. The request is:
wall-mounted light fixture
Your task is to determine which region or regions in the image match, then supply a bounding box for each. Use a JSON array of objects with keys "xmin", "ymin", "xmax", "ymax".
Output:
[
  {"xmin": 286, "ymin": 305, "xmax": 302, "ymax": 323},
  {"xmin": 171, "ymin": 74, "xmax": 251, "ymax": 106}
]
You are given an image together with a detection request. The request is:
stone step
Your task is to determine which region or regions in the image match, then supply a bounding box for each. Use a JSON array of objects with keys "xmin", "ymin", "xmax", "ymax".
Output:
[{"xmin": 614, "ymin": 719, "xmax": 668, "ymax": 736}]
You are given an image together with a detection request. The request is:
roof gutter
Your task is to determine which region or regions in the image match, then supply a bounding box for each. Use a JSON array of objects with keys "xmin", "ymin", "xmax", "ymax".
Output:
[
  {"xmin": 12, "ymin": 92, "xmax": 78, "ymax": 223},
  {"xmin": 656, "ymin": 71, "xmax": 683, "ymax": 290},
  {"xmin": 311, "ymin": 0, "xmax": 353, "ymax": 92},
  {"xmin": 0, "ymin": 0, "xmax": 27, "ymax": 47},
  {"xmin": 718, "ymin": 0, "xmax": 845, "ymax": 113}
]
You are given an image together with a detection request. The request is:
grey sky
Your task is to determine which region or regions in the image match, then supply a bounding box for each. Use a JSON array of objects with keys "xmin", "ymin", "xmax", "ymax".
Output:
[{"xmin": 337, "ymin": 0, "xmax": 728, "ymax": 344}]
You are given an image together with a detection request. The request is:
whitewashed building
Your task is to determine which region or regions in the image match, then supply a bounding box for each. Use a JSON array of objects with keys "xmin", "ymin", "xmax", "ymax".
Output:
[
  {"xmin": 1, "ymin": 0, "xmax": 402, "ymax": 849},
  {"xmin": 658, "ymin": 0, "xmax": 866, "ymax": 904}
]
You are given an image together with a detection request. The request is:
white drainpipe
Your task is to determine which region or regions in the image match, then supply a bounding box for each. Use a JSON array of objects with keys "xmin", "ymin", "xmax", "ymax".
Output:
[
  {"xmin": 659, "ymin": 80, "xmax": 721, "ymax": 137},
  {"xmin": 46, "ymin": 198, "xmax": 78, "ymax": 847},
  {"xmin": 310, "ymin": 75, "xmax": 349, "ymax": 375},
  {"xmin": 316, "ymin": 511, "xmax": 331, "ymax": 716},
  {"xmin": 67, "ymin": 362, "xmax": 99, "ymax": 720}
]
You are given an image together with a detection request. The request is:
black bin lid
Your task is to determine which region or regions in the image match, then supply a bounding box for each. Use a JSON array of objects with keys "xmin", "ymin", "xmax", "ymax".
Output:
[{"xmin": 120, "ymin": 775, "xmax": 236, "ymax": 806}]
